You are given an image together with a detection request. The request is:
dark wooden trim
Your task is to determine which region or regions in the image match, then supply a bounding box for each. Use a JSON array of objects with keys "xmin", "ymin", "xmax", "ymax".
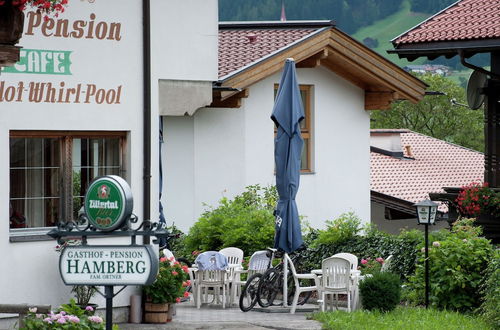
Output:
[
  {"xmin": 10, "ymin": 131, "xmax": 127, "ymax": 138},
  {"xmin": 0, "ymin": 44, "xmax": 21, "ymax": 67}
]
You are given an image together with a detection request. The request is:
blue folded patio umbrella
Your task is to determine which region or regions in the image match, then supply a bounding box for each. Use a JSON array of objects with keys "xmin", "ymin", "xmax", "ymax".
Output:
[{"xmin": 271, "ymin": 58, "xmax": 304, "ymax": 253}]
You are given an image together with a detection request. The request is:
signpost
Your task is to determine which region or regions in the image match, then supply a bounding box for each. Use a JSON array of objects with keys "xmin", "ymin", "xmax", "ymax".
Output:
[{"xmin": 48, "ymin": 175, "xmax": 169, "ymax": 330}]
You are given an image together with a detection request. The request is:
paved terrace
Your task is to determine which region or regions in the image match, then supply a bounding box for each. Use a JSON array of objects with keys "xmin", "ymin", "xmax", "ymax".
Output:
[{"xmin": 118, "ymin": 301, "xmax": 322, "ymax": 330}]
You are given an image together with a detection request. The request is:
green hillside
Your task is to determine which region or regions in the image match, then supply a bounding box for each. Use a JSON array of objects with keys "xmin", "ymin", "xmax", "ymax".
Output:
[{"xmin": 352, "ymin": 0, "xmax": 429, "ymax": 67}]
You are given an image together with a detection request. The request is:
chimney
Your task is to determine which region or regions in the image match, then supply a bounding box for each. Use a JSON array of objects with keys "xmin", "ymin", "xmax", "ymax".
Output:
[
  {"xmin": 405, "ymin": 145, "xmax": 413, "ymax": 158},
  {"xmin": 370, "ymin": 130, "xmax": 405, "ymax": 158},
  {"xmin": 246, "ymin": 33, "xmax": 257, "ymax": 43}
]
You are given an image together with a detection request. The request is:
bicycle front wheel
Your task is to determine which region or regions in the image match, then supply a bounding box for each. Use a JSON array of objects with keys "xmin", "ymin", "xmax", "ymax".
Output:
[
  {"xmin": 239, "ymin": 273, "xmax": 262, "ymax": 312},
  {"xmin": 257, "ymin": 268, "xmax": 281, "ymax": 307}
]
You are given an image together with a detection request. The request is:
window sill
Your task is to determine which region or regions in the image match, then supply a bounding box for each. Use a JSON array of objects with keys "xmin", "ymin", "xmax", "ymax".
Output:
[
  {"xmin": 9, "ymin": 227, "xmax": 55, "ymax": 242},
  {"xmin": 300, "ymin": 171, "xmax": 316, "ymax": 175}
]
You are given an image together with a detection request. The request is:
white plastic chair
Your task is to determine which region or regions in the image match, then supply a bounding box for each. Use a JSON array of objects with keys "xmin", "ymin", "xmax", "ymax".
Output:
[
  {"xmin": 332, "ymin": 252, "xmax": 358, "ymax": 271},
  {"xmin": 230, "ymin": 250, "xmax": 271, "ymax": 305},
  {"xmin": 195, "ymin": 269, "xmax": 229, "ymax": 308},
  {"xmin": 219, "ymin": 247, "xmax": 244, "ymax": 304},
  {"xmin": 318, "ymin": 256, "xmax": 353, "ymax": 312},
  {"xmin": 219, "ymin": 247, "xmax": 244, "ymax": 266},
  {"xmin": 284, "ymin": 254, "xmax": 318, "ymax": 314},
  {"xmin": 194, "ymin": 251, "xmax": 230, "ymax": 308},
  {"xmin": 381, "ymin": 255, "xmax": 393, "ymax": 272}
]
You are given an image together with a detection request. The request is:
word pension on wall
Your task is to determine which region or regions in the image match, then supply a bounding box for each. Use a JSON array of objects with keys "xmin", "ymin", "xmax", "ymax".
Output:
[{"xmin": 1, "ymin": 11, "xmax": 127, "ymax": 106}]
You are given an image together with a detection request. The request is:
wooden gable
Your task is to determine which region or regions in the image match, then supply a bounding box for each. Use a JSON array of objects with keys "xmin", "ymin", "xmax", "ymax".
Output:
[{"xmin": 213, "ymin": 27, "xmax": 427, "ymax": 110}]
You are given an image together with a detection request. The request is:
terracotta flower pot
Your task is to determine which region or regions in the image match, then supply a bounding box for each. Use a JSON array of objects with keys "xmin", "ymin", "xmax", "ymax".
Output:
[{"xmin": 0, "ymin": 3, "xmax": 25, "ymax": 45}]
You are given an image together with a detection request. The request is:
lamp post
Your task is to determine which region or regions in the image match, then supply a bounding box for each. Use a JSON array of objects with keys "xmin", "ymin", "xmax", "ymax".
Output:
[{"xmin": 414, "ymin": 199, "xmax": 437, "ymax": 308}]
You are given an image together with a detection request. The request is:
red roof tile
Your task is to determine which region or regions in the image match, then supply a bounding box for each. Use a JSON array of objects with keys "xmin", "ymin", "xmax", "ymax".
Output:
[
  {"xmin": 371, "ymin": 130, "xmax": 483, "ymax": 211},
  {"xmin": 218, "ymin": 27, "xmax": 320, "ymax": 78},
  {"xmin": 393, "ymin": 0, "xmax": 500, "ymax": 45}
]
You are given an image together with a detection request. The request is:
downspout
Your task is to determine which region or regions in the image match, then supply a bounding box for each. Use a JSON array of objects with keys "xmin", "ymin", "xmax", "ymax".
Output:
[{"xmin": 143, "ymin": 0, "xmax": 151, "ymax": 244}]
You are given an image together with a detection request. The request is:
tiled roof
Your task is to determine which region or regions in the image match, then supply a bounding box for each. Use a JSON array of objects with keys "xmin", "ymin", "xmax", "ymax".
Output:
[
  {"xmin": 393, "ymin": 0, "xmax": 500, "ymax": 45},
  {"xmin": 371, "ymin": 130, "xmax": 483, "ymax": 211},
  {"xmin": 218, "ymin": 25, "xmax": 321, "ymax": 79}
]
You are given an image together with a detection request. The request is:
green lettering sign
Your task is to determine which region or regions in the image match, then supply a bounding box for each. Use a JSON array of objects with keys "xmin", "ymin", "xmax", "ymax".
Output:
[{"xmin": 1, "ymin": 48, "xmax": 72, "ymax": 75}]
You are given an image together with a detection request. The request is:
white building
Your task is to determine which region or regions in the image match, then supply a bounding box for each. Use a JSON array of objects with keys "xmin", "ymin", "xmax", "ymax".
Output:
[
  {"xmin": 1, "ymin": 0, "xmax": 217, "ymax": 325},
  {"xmin": 162, "ymin": 21, "xmax": 426, "ymax": 232}
]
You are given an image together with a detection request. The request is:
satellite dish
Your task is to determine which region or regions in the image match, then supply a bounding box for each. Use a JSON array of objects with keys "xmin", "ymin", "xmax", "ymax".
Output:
[{"xmin": 466, "ymin": 70, "xmax": 487, "ymax": 110}]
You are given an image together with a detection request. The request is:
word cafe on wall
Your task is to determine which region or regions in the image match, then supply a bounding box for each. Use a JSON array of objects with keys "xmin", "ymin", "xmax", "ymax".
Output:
[{"xmin": 1, "ymin": 0, "xmax": 218, "ymax": 326}]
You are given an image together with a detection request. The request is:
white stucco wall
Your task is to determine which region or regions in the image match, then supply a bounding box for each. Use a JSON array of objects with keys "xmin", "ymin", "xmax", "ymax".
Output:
[
  {"xmin": 0, "ymin": 0, "xmax": 219, "ymax": 320},
  {"xmin": 151, "ymin": 0, "xmax": 218, "ymax": 82},
  {"xmin": 151, "ymin": 0, "xmax": 219, "ymax": 221},
  {"xmin": 163, "ymin": 66, "xmax": 371, "ymax": 232}
]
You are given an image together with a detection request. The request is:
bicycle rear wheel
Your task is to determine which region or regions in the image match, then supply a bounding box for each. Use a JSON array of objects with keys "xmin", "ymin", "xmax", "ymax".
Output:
[
  {"xmin": 239, "ymin": 273, "xmax": 262, "ymax": 312},
  {"xmin": 257, "ymin": 268, "xmax": 281, "ymax": 307}
]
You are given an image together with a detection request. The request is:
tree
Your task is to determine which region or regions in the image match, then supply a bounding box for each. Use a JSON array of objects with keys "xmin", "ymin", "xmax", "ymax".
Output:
[{"xmin": 370, "ymin": 73, "xmax": 484, "ymax": 152}]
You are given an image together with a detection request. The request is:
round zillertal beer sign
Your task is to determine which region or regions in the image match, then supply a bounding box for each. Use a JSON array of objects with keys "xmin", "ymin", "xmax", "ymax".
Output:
[{"xmin": 84, "ymin": 175, "xmax": 133, "ymax": 231}]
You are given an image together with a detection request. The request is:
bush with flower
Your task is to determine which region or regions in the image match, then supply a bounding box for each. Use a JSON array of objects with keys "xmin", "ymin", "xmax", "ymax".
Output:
[
  {"xmin": 0, "ymin": 0, "xmax": 68, "ymax": 17},
  {"xmin": 359, "ymin": 257, "xmax": 384, "ymax": 275},
  {"xmin": 456, "ymin": 182, "xmax": 500, "ymax": 217},
  {"xmin": 142, "ymin": 256, "xmax": 190, "ymax": 304},
  {"xmin": 406, "ymin": 220, "xmax": 494, "ymax": 311},
  {"xmin": 21, "ymin": 301, "xmax": 104, "ymax": 330}
]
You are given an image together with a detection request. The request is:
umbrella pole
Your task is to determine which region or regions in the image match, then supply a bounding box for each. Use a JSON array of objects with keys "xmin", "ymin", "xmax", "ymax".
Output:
[{"xmin": 283, "ymin": 253, "xmax": 288, "ymax": 307}]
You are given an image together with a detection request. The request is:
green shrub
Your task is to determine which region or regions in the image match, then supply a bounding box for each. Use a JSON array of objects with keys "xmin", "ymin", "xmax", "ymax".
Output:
[
  {"xmin": 296, "ymin": 227, "xmax": 421, "ymax": 280},
  {"xmin": 359, "ymin": 272, "xmax": 401, "ymax": 312},
  {"xmin": 312, "ymin": 212, "xmax": 362, "ymax": 247},
  {"xmin": 478, "ymin": 248, "xmax": 500, "ymax": 329},
  {"xmin": 183, "ymin": 185, "xmax": 277, "ymax": 256},
  {"xmin": 406, "ymin": 230, "xmax": 494, "ymax": 311}
]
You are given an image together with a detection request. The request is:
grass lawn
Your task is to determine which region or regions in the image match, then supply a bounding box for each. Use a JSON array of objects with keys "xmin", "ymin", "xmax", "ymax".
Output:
[
  {"xmin": 351, "ymin": 0, "xmax": 429, "ymax": 68},
  {"xmin": 310, "ymin": 306, "xmax": 492, "ymax": 330}
]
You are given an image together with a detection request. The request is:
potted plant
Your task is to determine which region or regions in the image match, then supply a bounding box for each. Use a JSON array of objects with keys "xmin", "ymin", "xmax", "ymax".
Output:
[
  {"xmin": 142, "ymin": 256, "xmax": 190, "ymax": 323},
  {"xmin": 456, "ymin": 182, "xmax": 500, "ymax": 243},
  {"xmin": 0, "ymin": 0, "xmax": 68, "ymax": 46}
]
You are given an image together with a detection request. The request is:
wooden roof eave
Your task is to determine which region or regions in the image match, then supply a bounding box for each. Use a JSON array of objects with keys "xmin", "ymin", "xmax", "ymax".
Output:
[
  {"xmin": 214, "ymin": 28, "xmax": 427, "ymax": 110},
  {"xmin": 324, "ymin": 29, "xmax": 427, "ymax": 106}
]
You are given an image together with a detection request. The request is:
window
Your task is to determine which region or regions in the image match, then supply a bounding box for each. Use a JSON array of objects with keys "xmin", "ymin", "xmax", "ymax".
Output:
[
  {"xmin": 9, "ymin": 131, "xmax": 125, "ymax": 229},
  {"xmin": 274, "ymin": 84, "xmax": 313, "ymax": 172}
]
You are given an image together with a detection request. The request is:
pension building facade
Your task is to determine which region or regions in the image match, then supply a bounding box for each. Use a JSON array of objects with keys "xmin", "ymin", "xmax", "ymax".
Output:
[{"xmin": 0, "ymin": 0, "xmax": 218, "ymax": 325}]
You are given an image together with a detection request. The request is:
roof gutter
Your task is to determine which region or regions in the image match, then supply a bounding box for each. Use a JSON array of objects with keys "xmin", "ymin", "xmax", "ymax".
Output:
[{"xmin": 143, "ymin": 0, "xmax": 151, "ymax": 243}]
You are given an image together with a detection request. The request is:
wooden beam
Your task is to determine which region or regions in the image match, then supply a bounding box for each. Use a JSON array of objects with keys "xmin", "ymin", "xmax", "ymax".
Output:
[
  {"xmin": 210, "ymin": 88, "xmax": 249, "ymax": 108},
  {"xmin": 365, "ymin": 92, "xmax": 395, "ymax": 110},
  {"xmin": 296, "ymin": 49, "xmax": 328, "ymax": 68}
]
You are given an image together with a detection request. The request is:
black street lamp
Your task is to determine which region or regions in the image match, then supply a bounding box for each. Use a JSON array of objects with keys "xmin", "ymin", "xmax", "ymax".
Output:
[{"xmin": 414, "ymin": 199, "xmax": 438, "ymax": 308}]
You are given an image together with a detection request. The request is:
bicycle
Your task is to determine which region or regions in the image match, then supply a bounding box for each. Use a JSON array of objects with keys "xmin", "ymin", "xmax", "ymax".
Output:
[
  {"xmin": 239, "ymin": 248, "xmax": 276, "ymax": 312},
  {"xmin": 239, "ymin": 248, "xmax": 312, "ymax": 312},
  {"xmin": 256, "ymin": 250, "xmax": 312, "ymax": 308}
]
